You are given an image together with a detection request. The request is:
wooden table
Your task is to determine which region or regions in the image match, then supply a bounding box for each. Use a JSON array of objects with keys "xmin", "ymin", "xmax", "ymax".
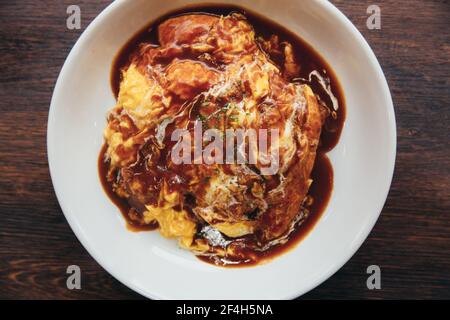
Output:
[{"xmin": 0, "ymin": 0, "xmax": 448, "ymax": 299}]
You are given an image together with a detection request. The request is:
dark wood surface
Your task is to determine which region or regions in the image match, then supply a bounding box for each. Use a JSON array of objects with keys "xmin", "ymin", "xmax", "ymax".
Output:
[{"xmin": 0, "ymin": 0, "xmax": 448, "ymax": 300}]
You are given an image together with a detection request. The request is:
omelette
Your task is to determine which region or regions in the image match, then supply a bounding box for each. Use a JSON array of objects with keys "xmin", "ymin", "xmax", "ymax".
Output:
[{"xmin": 102, "ymin": 12, "xmax": 329, "ymax": 263}]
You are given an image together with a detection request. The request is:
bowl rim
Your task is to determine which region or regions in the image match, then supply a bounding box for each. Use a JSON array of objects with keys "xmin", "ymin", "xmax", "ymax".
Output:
[{"xmin": 47, "ymin": 0, "xmax": 396, "ymax": 299}]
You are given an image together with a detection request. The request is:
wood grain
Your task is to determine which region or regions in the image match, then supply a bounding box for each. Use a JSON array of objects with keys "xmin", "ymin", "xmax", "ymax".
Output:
[{"xmin": 0, "ymin": 0, "xmax": 449, "ymax": 299}]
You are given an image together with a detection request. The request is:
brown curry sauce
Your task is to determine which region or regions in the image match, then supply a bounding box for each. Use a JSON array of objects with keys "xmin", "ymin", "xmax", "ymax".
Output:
[{"xmin": 99, "ymin": 4, "xmax": 345, "ymax": 267}]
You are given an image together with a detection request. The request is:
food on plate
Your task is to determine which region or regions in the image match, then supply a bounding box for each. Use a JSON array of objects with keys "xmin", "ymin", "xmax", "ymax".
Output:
[{"xmin": 99, "ymin": 7, "xmax": 345, "ymax": 266}]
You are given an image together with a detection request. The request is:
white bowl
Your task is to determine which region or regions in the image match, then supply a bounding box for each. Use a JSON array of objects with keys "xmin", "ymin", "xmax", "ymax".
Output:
[{"xmin": 48, "ymin": 0, "xmax": 396, "ymax": 299}]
